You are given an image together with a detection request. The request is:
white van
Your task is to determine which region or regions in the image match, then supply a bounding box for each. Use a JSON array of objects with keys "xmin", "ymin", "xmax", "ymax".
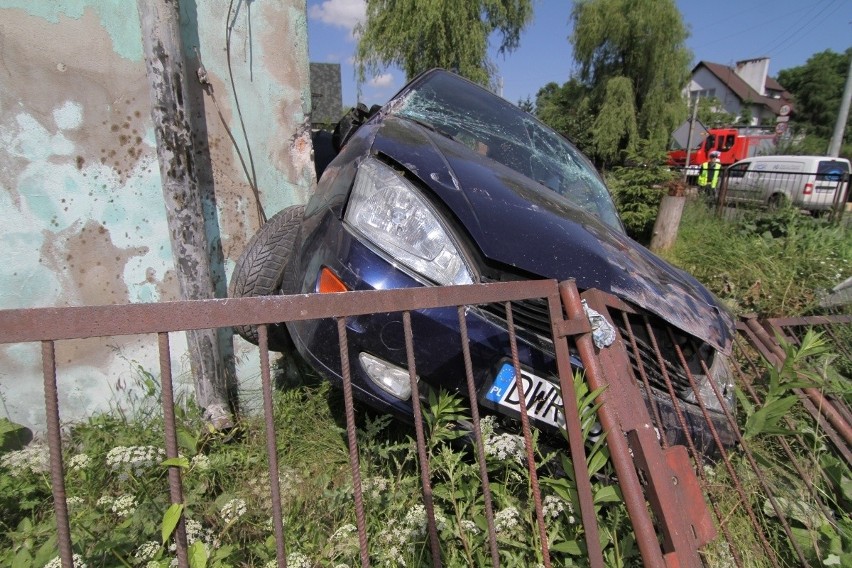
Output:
[{"xmin": 724, "ymin": 156, "xmax": 850, "ymax": 212}]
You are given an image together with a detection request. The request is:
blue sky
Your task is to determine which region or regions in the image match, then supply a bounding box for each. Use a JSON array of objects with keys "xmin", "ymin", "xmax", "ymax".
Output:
[{"xmin": 307, "ymin": 0, "xmax": 852, "ymax": 108}]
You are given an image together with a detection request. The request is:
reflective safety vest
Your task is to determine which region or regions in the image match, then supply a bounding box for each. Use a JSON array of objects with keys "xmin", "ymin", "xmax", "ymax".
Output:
[{"xmin": 698, "ymin": 161, "xmax": 721, "ymax": 189}]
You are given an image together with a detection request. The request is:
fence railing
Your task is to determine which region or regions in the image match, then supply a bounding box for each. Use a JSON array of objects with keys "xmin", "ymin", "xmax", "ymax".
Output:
[{"xmin": 0, "ymin": 281, "xmax": 849, "ymax": 567}]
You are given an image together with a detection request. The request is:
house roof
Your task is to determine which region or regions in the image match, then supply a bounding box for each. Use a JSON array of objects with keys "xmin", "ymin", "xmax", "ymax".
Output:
[{"xmin": 694, "ymin": 61, "xmax": 793, "ymax": 115}]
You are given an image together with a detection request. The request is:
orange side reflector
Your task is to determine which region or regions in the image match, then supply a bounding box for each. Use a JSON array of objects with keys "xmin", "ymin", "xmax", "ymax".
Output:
[{"xmin": 318, "ymin": 267, "xmax": 349, "ymax": 293}]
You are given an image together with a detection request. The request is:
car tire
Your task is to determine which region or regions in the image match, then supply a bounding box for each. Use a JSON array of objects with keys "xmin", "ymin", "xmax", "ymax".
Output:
[
  {"xmin": 767, "ymin": 193, "xmax": 787, "ymax": 210},
  {"xmin": 229, "ymin": 204, "xmax": 305, "ymax": 351}
]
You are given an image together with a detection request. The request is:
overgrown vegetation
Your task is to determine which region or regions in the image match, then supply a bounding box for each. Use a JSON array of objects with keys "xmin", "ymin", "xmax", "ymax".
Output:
[
  {"xmin": 660, "ymin": 202, "xmax": 852, "ymax": 317},
  {"xmin": 0, "ymin": 369, "xmax": 636, "ymax": 567}
]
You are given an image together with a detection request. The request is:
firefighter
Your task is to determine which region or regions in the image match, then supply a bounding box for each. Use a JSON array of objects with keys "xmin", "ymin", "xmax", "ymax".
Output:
[{"xmin": 698, "ymin": 151, "xmax": 722, "ymax": 197}]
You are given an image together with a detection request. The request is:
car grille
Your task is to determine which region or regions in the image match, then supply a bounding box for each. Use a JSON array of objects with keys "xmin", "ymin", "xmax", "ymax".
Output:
[{"xmin": 478, "ymin": 281, "xmax": 699, "ymax": 399}]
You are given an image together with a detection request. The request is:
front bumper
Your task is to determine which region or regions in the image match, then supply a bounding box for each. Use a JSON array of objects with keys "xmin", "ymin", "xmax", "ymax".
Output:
[{"xmin": 285, "ymin": 207, "xmax": 735, "ymax": 451}]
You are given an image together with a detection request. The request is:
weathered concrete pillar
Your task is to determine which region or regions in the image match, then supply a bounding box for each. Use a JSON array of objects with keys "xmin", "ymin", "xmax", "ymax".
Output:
[{"xmin": 137, "ymin": 0, "xmax": 232, "ymax": 428}]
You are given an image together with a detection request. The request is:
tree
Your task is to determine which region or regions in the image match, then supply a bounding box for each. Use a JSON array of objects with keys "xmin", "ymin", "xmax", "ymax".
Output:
[
  {"xmin": 534, "ymin": 79, "xmax": 596, "ymax": 155},
  {"xmin": 569, "ymin": 0, "xmax": 691, "ymax": 163},
  {"xmin": 778, "ymin": 48, "xmax": 852, "ymax": 153},
  {"xmin": 696, "ymin": 96, "xmax": 737, "ymax": 129},
  {"xmin": 355, "ymin": 0, "xmax": 533, "ymax": 88}
]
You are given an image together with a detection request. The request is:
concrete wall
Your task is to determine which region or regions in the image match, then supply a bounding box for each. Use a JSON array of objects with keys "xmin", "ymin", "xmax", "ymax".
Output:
[{"xmin": 0, "ymin": 1, "xmax": 314, "ymax": 432}]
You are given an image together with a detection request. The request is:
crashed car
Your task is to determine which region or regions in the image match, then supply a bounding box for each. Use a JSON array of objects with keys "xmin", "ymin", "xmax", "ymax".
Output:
[{"xmin": 230, "ymin": 69, "xmax": 736, "ymax": 455}]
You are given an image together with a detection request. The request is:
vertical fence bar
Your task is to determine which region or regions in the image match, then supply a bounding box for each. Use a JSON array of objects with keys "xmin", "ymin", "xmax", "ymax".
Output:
[
  {"xmin": 258, "ymin": 325, "xmax": 287, "ymax": 567},
  {"xmin": 401, "ymin": 311, "xmax": 442, "ymax": 568},
  {"xmin": 42, "ymin": 340, "xmax": 73, "ymax": 568},
  {"xmin": 456, "ymin": 306, "xmax": 500, "ymax": 567},
  {"xmin": 505, "ymin": 303, "xmax": 552, "ymax": 568},
  {"xmin": 558, "ymin": 283, "xmax": 666, "ymax": 568},
  {"xmin": 546, "ymin": 294, "xmax": 605, "ymax": 568},
  {"xmin": 158, "ymin": 332, "xmax": 189, "ymax": 568},
  {"xmin": 336, "ymin": 317, "xmax": 370, "ymax": 568}
]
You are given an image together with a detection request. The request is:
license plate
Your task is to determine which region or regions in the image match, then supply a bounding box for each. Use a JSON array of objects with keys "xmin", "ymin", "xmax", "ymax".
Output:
[{"xmin": 485, "ymin": 362, "xmax": 565, "ymax": 430}]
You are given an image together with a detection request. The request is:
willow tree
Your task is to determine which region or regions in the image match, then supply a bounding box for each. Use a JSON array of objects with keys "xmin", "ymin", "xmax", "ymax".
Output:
[
  {"xmin": 355, "ymin": 0, "xmax": 533, "ymax": 88},
  {"xmin": 570, "ymin": 0, "xmax": 691, "ymax": 162}
]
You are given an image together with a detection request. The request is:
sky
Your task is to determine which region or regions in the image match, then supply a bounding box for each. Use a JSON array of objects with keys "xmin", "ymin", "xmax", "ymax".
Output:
[{"xmin": 306, "ymin": 0, "xmax": 852, "ymax": 109}]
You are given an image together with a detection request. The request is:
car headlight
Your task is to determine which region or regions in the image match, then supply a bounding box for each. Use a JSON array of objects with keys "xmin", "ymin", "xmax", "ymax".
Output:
[
  {"xmin": 345, "ymin": 157, "xmax": 473, "ymax": 286},
  {"xmin": 684, "ymin": 351, "xmax": 736, "ymax": 414}
]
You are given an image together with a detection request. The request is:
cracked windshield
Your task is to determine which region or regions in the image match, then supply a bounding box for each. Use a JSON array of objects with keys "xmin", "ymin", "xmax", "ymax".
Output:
[{"xmin": 393, "ymin": 72, "xmax": 623, "ymax": 230}]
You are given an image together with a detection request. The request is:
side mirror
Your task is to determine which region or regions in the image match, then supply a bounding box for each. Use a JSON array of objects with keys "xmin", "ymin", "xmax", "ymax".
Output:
[{"xmin": 332, "ymin": 103, "xmax": 378, "ymax": 152}]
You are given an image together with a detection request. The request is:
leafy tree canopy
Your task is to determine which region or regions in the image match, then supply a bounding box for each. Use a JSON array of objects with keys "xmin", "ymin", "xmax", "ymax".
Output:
[
  {"xmin": 355, "ymin": 0, "xmax": 533, "ymax": 88},
  {"xmin": 534, "ymin": 79, "xmax": 595, "ymax": 155},
  {"xmin": 777, "ymin": 48, "xmax": 852, "ymax": 145},
  {"xmin": 569, "ymin": 0, "xmax": 691, "ymax": 163}
]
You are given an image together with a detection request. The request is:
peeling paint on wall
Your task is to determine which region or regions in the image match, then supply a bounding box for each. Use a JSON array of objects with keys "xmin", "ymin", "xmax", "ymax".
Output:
[{"xmin": 0, "ymin": 0, "xmax": 313, "ymax": 432}]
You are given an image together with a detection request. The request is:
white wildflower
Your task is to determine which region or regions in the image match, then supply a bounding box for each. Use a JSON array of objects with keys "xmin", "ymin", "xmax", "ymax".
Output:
[
  {"xmin": 0, "ymin": 444, "xmax": 50, "ymax": 476},
  {"xmin": 285, "ymin": 551, "xmax": 312, "ymax": 568},
  {"xmin": 111, "ymin": 494, "xmax": 138, "ymax": 518},
  {"xmin": 220, "ymin": 498, "xmax": 247, "ymax": 524},
  {"xmin": 105, "ymin": 445, "xmax": 165, "ymax": 477},
  {"xmin": 134, "ymin": 541, "xmax": 161, "ymax": 562},
  {"xmin": 66, "ymin": 496, "xmax": 84, "ymax": 509},
  {"xmin": 404, "ymin": 504, "xmax": 428, "ymax": 538},
  {"xmin": 485, "ymin": 432, "xmax": 525, "ymax": 463},
  {"xmin": 460, "ymin": 519, "xmax": 480, "ymax": 536},
  {"xmin": 44, "ymin": 553, "xmax": 87, "ymax": 568},
  {"xmin": 96, "ymin": 495, "xmax": 113, "ymax": 508},
  {"xmin": 542, "ymin": 495, "xmax": 566, "ymax": 519},
  {"xmin": 185, "ymin": 519, "xmax": 215, "ymax": 547},
  {"xmin": 68, "ymin": 453, "xmax": 90, "ymax": 471},
  {"xmin": 494, "ymin": 507, "xmax": 520, "ymax": 534},
  {"xmin": 190, "ymin": 454, "xmax": 210, "ymax": 471},
  {"xmin": 480, "ymin": 416, "xmax": 525, "ymax": 463}
]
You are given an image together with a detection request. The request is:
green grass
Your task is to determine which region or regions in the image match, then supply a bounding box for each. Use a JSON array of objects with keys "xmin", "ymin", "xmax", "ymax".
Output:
[{"xmin": 660, "ymin": 202, "xmax": 852, "ymax": 317}]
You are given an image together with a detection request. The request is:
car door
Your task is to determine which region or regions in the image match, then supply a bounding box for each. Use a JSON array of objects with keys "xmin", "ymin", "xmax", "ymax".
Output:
[{"xmin": 724, "ymin": 161, "xmax": 750, "ymax": 203}]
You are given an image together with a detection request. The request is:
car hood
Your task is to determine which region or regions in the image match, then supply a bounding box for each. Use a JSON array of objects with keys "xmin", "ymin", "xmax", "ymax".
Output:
[{"xmin": 369, "ymin": 117, "xmax": 735, "ymax": 353}]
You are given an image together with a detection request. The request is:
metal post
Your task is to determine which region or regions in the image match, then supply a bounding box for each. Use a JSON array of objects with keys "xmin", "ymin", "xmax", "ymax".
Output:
[
  {"xmin": 828, "ymin": 53, "xmax": 852, "ymax": 157},
  {"xmin": 137, "ymin": 0, "xmax": 232, "ymax": 428}
]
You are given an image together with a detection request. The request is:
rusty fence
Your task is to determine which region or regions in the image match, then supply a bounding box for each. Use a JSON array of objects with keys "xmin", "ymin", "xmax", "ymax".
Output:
[{"xmin": 0, "ymin": 280, "xmax": 850, "ymax": 567}]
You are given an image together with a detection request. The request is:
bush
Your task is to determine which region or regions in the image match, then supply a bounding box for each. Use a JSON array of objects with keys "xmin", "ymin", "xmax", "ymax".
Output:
[{"xmin": 605, "ymin": 146, "xmax": 677, "ymax": 242}]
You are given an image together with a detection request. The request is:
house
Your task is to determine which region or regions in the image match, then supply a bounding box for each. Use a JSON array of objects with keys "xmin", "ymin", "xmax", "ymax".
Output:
[{"xmin": 686, "ymin": 57, "xmax": 793, "ymax": 127}]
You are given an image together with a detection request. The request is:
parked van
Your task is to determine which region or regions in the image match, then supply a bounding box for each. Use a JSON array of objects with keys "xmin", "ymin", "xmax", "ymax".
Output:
[{"xmin": 724, "ymin": 156, "xmax": 850, "ymax": 212}]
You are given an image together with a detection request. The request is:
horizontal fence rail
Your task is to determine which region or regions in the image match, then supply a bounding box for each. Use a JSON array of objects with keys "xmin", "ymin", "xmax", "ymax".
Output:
[{"xmin": 1, "ymin": 282, "xmax": 850, "ymax": 567}]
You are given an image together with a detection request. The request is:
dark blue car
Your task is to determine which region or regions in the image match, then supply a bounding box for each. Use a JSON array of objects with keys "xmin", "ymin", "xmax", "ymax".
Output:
[{"xmin": 230, "ymin": 69, "xmax": 736, "ymax": 455}]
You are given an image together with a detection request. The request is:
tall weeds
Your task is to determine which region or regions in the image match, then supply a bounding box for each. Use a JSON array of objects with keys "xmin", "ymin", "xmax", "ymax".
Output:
[{"xmin": 661, "ymin": 203, "xmax": 852, "ymax": 316}]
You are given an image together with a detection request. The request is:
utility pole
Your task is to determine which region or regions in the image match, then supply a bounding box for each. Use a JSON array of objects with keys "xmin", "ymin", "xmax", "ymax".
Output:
[
  {"xmin": 683, "ymin": 97, "xmax": 699, "ymax": 179},
  {"xmin": 828, "ymin": 52, "xmax": 852, "ymax": 157},
  {"xmin": 137, "ymin": 0, "xmax": 233, "ymax": 429}
]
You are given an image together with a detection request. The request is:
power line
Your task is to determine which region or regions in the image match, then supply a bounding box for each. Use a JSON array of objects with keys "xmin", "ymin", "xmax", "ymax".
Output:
[{"xmin": 754, "ymin": 0, "xmax": 842, "ymax": 58}]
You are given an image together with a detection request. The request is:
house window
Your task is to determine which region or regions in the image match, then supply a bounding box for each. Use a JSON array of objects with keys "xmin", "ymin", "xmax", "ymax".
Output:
[{"xmin": 690, "ymin": 88, "xmax": 717, "ymax": 101}]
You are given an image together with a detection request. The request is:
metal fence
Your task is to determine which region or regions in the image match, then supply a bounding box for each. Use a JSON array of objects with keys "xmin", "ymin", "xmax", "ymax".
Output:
[
  {"xmin": 0, "ymin": 280, "xmax": 849, "ymax": 567},
  {"xmin": 715, "ymin": 167, "xmax": 850, "ymax": 216}
]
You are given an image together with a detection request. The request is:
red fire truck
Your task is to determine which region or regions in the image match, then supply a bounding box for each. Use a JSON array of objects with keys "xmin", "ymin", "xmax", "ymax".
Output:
[{"xmin": 667, "ymin": 127, "xmax": 777, "ymax": 169}]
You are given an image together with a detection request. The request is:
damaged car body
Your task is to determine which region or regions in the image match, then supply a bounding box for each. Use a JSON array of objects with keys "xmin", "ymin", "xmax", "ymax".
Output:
[{"xmin": 230, "ymin": 69, "xmax": 737, "ymax": 456}]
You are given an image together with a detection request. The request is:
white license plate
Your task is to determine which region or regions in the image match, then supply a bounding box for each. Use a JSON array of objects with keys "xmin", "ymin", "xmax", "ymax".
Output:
[{"xmin": 485, "ymin": 362, "xmax": 565, "ymax": 430}]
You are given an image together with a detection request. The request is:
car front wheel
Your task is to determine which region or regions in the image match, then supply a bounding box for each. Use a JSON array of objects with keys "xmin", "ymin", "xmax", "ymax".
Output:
[{"xmin": 229, "ymin": 204, "xmax": 305, "ymax": 351}]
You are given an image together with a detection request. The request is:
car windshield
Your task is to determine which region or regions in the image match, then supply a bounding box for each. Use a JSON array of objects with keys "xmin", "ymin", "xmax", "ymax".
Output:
[{"xmin": 389, "ymin": 71, "xmax": 623, "ymax": 231}]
